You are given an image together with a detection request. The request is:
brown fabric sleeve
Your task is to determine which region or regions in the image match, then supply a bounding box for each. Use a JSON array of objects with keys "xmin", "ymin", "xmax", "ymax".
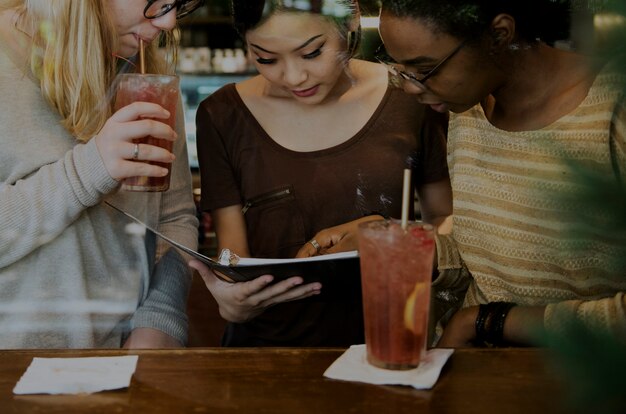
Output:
[{"xmin": 195, "ymin": 85, "xmax": 243, "ymax": 212}]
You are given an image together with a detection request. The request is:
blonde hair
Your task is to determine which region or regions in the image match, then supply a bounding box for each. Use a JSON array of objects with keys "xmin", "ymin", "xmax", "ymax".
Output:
[{"xmin": 2, "ymin": 0, "xmax": 178, "ymax": 141}]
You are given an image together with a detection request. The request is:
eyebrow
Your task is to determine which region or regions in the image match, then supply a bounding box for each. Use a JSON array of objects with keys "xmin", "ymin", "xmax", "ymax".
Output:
[{"xmin": 250, "ymin": 34, "xmax": 324, "ymax": 54}]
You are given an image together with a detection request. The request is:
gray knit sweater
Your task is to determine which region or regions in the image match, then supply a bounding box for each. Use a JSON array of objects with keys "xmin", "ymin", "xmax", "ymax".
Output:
[{"xmin": 0, "ymin": 40, "xmax": 198, "ymax": 348}]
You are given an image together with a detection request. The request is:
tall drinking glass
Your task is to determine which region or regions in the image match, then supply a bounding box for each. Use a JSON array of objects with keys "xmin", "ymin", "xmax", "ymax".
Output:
[
  {"xmin": 358, "ymin": 220, "xmax": 435, "ymax": 370},
  {"xmin": 114, "ymin": 73, "xmax": 179, "ymax": 192}
]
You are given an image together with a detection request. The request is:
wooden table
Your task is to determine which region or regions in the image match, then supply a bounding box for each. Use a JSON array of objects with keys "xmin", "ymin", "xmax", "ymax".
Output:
[{"xmin": 0, "ymin": 348, "xmax": 568, "ymax": 414}]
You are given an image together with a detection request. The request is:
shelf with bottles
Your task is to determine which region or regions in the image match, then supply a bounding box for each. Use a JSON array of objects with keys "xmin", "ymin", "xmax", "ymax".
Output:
[{"xmin": 177, "ymin": 46, "xmax": 256, "ymax": 75}]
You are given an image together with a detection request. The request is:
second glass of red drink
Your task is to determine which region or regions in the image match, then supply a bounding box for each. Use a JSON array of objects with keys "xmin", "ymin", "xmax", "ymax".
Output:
[{"xmin": 358, "ymin": 220, "xmax": 435, "ymax": 370}]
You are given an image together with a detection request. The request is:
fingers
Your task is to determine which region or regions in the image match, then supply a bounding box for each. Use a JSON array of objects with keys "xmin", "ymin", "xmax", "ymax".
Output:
[
  {"xmin": 296, "ymin": 232, "xmax": 333, "ymax": 258},
  {"xmin": 190, "ymin": 260, "xmax": 237, "ymax": 288},
  {"xmin": 323, "ymin": 236, "xmax": 357, "ymax": 254},
  {"xmin": 112, "ymin": 101, "xmax": 172, "ymax": 123},
  {"xmin": 105, "ymin": 140, "xmax": 172, "ymax": 180},
  {"xmin": 191, "ymin": 258, "xmax": 321, "ymax": 300},
  {"xmin": 122, "ymin": 159, "xmax": 170, "ymax": 180},
  {"xmin": 112, "ymin": 102, "xmax": 177, "ymax": 144},
  {"xmin": 118, "ymin": 118, "xmax": 178, "ymax": 143},
  {"xmin": 245, "ymin": 276, "xmax": 321, "ymax": 304},
  {"xmin": 190, "ymin": 259, "xmax": 277, "ymax": 299},
  {"xmin": 125, "ymin": 140, "xmax": 176, "ymax": 164},
  {"xmin": 323, "ymin": 244, "xmax": 341, "ymax": 254},
  {"xmin": 95, "ymin": 101, "xmax": 178, "ymax": 181},
  {"xmin": 116, "ymin": 103, "xmax": 178, "ymax": 165},
  {"xmin": 189, "ymin": 260, "xmax": 322, "ymax": 323},
  {"xmin": 260, "ymin": 280, "xmax": 322, "ymax": 306},
  {"xmin": 295, "ymin": 228, "xmax": 349, "ymax": 258},
  {"xmin": 233, "ymin": 274, "xmax": 276, "ymax": 300},
  {"xmin": 295, "ymin": 243, "xmax": 317, "ymax": 258}
]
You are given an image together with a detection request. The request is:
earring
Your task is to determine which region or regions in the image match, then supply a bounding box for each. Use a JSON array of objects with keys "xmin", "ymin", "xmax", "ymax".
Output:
[{"xmin": 347, "ymin": 27, "xmax": 361, "ymax": 57}]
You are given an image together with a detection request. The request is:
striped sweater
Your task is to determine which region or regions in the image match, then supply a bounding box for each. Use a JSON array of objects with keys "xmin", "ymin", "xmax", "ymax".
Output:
[{"xmin": 436, "ymin": 63, "xmax": 626, "ymax": 340}]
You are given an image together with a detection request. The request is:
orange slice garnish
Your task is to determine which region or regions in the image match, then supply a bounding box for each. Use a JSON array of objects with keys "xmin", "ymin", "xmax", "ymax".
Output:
[{"xmin": 404, "ymin": 282, "xmax": 429, "ymax": 333}]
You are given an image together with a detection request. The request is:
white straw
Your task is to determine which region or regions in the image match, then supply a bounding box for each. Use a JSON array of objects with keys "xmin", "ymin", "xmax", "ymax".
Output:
[{"xmin": 401, "ymin": 169, "xmax": 411, "ymax": 230}]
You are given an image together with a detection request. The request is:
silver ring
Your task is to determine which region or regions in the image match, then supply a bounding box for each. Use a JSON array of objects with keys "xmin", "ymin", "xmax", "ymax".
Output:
[
  {"xmin": 132, "ymin": 143, "xmax": 139, "ymax": 160},
  {"xmin": 309, "ymin": 239, "xmax": 321, "ymax": 252}
]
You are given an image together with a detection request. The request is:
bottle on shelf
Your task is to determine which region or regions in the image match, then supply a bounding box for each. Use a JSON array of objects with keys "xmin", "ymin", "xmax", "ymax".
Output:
[
  {"xmin": 212, "ymin": 49, "xmax": 224, "ymax": 73},
  {"xmin": 221, "ymin": 49, "xmax": 238, "ymax": 73}
]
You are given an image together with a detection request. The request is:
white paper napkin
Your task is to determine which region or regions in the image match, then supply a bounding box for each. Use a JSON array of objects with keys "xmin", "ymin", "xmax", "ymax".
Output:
[
  {"xmin": 13, "ymin": 355, "xmax": 139, "ymax": 395},
  {"xmin": 323, "ymin": 345, "xmax": 453, "ymax": 389}
]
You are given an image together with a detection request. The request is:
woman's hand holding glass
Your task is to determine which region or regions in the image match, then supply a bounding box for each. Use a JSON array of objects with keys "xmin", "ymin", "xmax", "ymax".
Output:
[
  {"xmin": 189, "ymin": 260, "xmax": 322, "ymax": 323},
  {"xmin": 94, "ymin": 102, "xmax": 177, "ymax": 181}
]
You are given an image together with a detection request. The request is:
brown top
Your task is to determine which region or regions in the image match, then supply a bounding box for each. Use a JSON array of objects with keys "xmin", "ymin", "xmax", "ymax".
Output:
[
  {"xmin": 197, "ymin": 83, "xmax": 449, "ymax": 257},
  {"xmin": 196, "ymin": 83, "xmax": 449, "ymax": 346}
]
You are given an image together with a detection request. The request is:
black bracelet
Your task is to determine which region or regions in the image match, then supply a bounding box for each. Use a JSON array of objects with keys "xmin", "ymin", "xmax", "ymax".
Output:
[
  {"xmin": 489, "ymin": 302, "xmax": 516, "ymax": 346},
  {"xmin": 475, "ymin": 304, "xmax": 490, "ymax": 345},
  {"xmin": 474, "ymin": 302, "xmax": 516, "ymax": 347},
  {"xmin": 490, "ymin": 302, "xmax": 516, "ymax": 346}
]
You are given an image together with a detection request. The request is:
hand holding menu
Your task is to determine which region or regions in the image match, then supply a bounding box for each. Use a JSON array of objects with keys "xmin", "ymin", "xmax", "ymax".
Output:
[{"xmin": 106, "ymin": 202, "xmax": 360, "ymax": 284}]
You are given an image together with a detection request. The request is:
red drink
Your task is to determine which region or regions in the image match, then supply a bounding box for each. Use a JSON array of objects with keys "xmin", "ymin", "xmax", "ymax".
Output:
[
  {"xmin": 114, "ymin": 74, "xmax": 179, "ymax": 192},
  {"xmin": 358, "ymin": 220, "xmax": 435, "ymax": 370}
]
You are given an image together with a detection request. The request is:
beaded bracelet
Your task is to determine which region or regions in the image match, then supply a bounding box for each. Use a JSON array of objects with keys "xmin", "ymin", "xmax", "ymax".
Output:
[{"xmin": 474, "ymin": 301, "xmax": 517, "ymax": 347}]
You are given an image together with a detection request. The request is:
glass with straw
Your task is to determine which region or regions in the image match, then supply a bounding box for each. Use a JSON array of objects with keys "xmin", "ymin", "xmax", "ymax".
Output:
[
  {"xmin": 115, "ymin": 39, "xmax": 179, "ymax": 191},
  {"xmin": 357, "ymin": 169, "xmax": 435, "ymax": 370}
]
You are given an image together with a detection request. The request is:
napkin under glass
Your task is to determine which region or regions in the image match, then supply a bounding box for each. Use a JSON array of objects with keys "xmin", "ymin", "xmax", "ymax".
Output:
[{"xmin": 323, "ymin": 344, "xmax": 453, "ymax": 389}]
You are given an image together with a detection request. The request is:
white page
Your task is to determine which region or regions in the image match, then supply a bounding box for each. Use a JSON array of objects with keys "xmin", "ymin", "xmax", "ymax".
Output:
[{"xmin": 235, "ymin": 250, "xmax": 358, "ymax": 266}]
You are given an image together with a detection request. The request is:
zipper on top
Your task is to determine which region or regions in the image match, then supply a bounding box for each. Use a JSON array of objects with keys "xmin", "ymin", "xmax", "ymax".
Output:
[{"xmin": 242, "ymin": 188, "xmax": 292, "ymax": 215}]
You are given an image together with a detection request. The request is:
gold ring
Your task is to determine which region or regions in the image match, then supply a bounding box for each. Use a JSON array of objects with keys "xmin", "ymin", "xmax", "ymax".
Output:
[
  {"xmin": 309, "ymin": 239, "xmax": 321, "ymax": 251},
  {"xmin": 132, "ymin": 143, "xmax": 139, "ymax": 160}
]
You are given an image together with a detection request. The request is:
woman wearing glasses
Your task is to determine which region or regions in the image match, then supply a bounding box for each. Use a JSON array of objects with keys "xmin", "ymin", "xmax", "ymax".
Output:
[
  {"xmin": 191, "ymin": 0, "xmax": 452, "ymax": 346},
  {"xmin": 378, "ymin": 0, "xmax": 626, "ymax": 347},
  {"xmin": 0, "ymin": 0, "xmax": 203, "ymax": 348}
]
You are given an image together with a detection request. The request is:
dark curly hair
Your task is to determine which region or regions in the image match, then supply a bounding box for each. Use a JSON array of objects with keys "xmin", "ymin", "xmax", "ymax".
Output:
[{"xmin": 380, "ymin": 0, "xmax": 571, "ymax": 45}]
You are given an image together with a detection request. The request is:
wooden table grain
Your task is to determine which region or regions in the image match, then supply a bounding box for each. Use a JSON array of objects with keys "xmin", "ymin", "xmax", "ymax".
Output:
[{"xmin": 0, "ymin": 348, "xmax": 568, "ymax": 414}]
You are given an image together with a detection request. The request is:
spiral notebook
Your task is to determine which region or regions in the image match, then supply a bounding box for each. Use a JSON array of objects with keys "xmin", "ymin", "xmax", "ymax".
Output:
[{"xmin": 106, "ymin": 202, "xmax": 360, "ymax": 284}]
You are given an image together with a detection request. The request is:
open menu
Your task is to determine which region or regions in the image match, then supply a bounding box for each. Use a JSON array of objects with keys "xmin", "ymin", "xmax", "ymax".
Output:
[{"xmin": 106, "ymin": 202, "xmax": 360, "ymax": 284}]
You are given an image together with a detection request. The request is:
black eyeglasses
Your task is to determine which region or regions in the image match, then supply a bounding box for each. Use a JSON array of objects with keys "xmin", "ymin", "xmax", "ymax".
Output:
[
  {"xmin": 144, "ymin": 0, "xmax": 204, "ymax": 20},
  {"xmin": 375, "ymin": 40, "xmax": 466, "ymax": 89}
]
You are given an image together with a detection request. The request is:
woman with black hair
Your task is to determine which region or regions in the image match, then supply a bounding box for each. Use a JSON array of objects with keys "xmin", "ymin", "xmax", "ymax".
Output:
[
  {"xmin": 190, "ymin": 0, "xmax": 452, "ymax": 346},
  {"xmin": 378, "ymin": 0, "xmax": 626, "ymax": 347}
]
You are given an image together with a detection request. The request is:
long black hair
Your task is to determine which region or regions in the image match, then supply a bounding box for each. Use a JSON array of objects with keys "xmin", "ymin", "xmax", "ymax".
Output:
[{"xmin": 380, "ymin": 0, "xmax": 571, "ymax": 45}]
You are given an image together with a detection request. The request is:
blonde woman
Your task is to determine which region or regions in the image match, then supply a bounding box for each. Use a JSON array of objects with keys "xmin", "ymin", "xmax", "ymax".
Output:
[{"xmin": 0, "ymin": 0, "xmax": 203, "ymax": 348}]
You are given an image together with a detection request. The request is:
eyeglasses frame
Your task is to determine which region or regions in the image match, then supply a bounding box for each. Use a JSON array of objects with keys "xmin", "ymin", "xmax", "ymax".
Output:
[
  {"xmin": 143, "ymin": 0, "xmax": 204, "ymax": 20},
  {"xmin": 376, "ymin": 40, "xmax": 467, "ymax": 88}
]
